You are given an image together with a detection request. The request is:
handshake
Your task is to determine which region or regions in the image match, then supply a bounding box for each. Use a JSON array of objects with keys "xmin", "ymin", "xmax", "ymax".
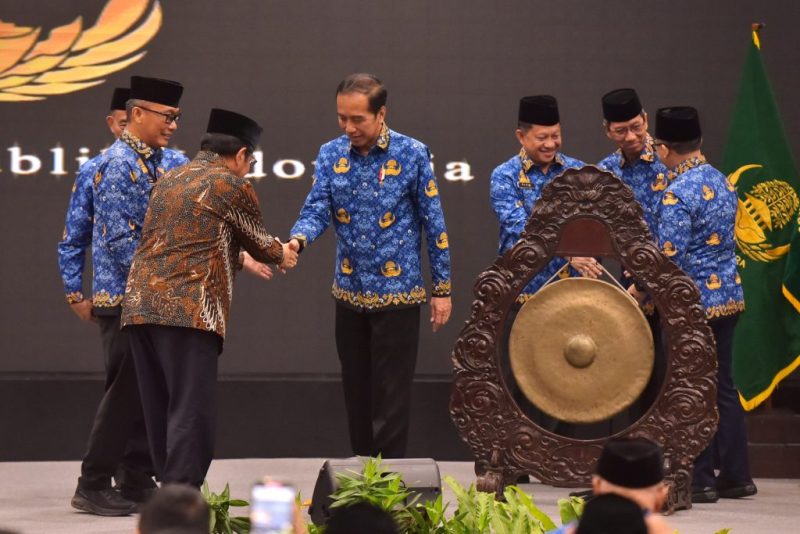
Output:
[{"xmin": 242, "ymin": 238, "xmax": 302, "ymax": 281}]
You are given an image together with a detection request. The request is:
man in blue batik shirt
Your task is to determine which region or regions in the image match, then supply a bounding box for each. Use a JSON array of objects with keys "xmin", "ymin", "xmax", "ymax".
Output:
[
  {"xmin": 59, "ymin": 87, "xmax": 130, "ymax": 321},
  {"xmin": 490, "ymin": 95, "xmax": 600, "ymax": 302},
  {"xmin": 597, "ymin": 89, "xmax": 670, "ymax": 432},
  {"xmin": 289, "ymin": 73, "xmax": 452, "ymax": 458},
  {"xmin": 597, "ymin": 88, "xmax": 669, "ymax": 238},
  {"xmin": 489, "ymin": 95, "xmax": 600, "ymax": 442},
  {"xmin": 60, "ymin": 76, "xmax": 188, "ymax": 516},
  {"xmin": 634, "ymin": 106, "xmax": 755, "ymax": 504}
]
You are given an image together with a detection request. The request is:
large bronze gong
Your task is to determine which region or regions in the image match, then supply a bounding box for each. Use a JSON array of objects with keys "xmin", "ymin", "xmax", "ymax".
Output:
[
  {"xmin": 509, "ymin": 278, "xmax": 654, "ymax": 423},
  {"xmin": 449, "ymin": 166, "xmax": 718, "ymax": 513}
]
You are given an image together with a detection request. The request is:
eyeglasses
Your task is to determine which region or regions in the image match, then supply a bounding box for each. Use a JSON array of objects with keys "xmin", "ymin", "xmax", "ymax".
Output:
[
  {"xmin": 609, "ymin": 121, "xmax": 646, "ymax": 137},
  {"xmin": 137, "ymin": 105, "xmax": 182, "ymax": 124}
]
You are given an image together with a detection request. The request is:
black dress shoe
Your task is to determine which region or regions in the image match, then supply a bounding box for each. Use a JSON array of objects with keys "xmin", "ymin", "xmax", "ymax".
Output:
[
  {"xmin": 717, "ymin": 480, "xmax": 757, "ymax": 499},
  {"xmin": 691, "ymin": 485, "xmax": 719, "ymax": 503},
  {"xmin": 71, "ymin": 486, "xmax": 137, "ymax": 516}
]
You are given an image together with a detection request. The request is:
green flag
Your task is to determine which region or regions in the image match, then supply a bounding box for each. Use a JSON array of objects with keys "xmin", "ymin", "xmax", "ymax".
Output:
[{"xmin": 721, "ymin": 25, "xmax": 800, "ymax": 410}]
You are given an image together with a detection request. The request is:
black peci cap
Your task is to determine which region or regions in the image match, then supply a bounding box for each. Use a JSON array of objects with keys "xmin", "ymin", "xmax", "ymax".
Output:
[
  {"xmin": 518, "ymin": 95, "xmax": 560, "ymax": 126},
  {"xmin": 206, "ymin": 108, "xmax": 263, "ymax": 151},
  {"xmin": 655, "ymin": 106, "xmax": 702, "ymax": 142},
  {"xmin": 130, "ymin": 76, "xmax": 183, "ymax": 107},
  {"xmin": 110, "ymin": 87, "xmax": 131, "ymax": 111},
  {"xmin": 596, "ymin": 437, "xmax": 664, "ymax": 488},
  {"xmin": 602, "ymin": 88, "xmax": 643, "ymax": 123}
]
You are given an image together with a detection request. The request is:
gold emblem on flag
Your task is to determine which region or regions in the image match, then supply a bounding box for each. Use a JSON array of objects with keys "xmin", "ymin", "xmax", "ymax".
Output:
[
  {"xmin": 341, "ymin": 258, "xmax": 353, "ymax": 275},
  {"xmin": 0, "ymin": 0, "xmax": 163, "ymax": 102},
  {"xmin": 728, "ymin": 164, "xmax": 799, "ymax": 263},
  {"xmin": 702, "ymin": 185, "xmax": 715, "ymax": 200},
  {"xmin": 436, "ymin": 232, "xmax": 449, "ymax": 249}
]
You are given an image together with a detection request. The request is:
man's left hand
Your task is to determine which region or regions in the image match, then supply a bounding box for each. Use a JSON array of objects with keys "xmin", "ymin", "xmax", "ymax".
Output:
[
  {"xmin": 569, "ymin": 256, "xmax": 602, "ymax": 278},
  {"xmin": 430, "ymin": 296, "xmax": 452, "ymax": 332},
  {"xmin": 242, "ymin": 251, "xmax": 273, "ymax": 281}
]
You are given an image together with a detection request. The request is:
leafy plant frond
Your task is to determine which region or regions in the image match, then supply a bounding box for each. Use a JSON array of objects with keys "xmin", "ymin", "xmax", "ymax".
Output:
[{"xmin": 202, "ymin": 480, "xmax": 251, "ymax": 534}]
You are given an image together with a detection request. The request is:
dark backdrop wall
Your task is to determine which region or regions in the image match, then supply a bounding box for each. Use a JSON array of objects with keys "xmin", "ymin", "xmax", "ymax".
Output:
[{"xmin": 1, "ymin": 0, "xmax": 799, "ymax": 459}]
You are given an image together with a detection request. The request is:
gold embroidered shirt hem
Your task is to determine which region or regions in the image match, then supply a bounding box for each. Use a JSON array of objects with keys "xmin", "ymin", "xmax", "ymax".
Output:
[
  {"xmin": 331, "ymin": 284, "xmax": 427, "ymax": 310},
  {"xmin": 706, "ymin": 299, "xmax": 745, "ymax": 320}
]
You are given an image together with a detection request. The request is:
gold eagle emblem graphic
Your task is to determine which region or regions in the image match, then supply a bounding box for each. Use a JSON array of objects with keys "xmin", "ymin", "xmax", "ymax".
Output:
[
  {"xmin": 424, "ymin": 179, "xmax": 439, "ymax": 197},
  {"xmin": 341, "ymin": 258, "xmax": 353, "ymax": 275},
  {"xmin": 706, "ymin": 233, "xmax": 720, "ymax": 246},
  {"xmin": 382, "ymin": 159, "xmax": 401, "ymax": 176},
  {"xmin": 333, "ymin": 157, "xmax": 350, "ymax": 174},
  {"xmin": 378, "ymin": 211, "xmax": 395, "ymax": 229},
  {"xmin": 728, "ymin": 164, "xmax": 799, "ymax": 263},
  {"xmin": 381, "ymin": 261, "xmax": 401, "ymax": 277},
  {"xmin": 705, "ymin": 273, "xmax": 721, "ymax": 290},
  {"xmin": 0, "ymin": 0, "xmax": 163, "ymax": 102},
  {"xmin": 335, "ymin": 208, "xmax": 350, "ymax": 224},
  {"xmin": 650, "ymin": 172, "xmax": 667, "ymax": 192},
  {"xmin": 662, "ymin": 191, "xmax": 679, "ymax": 206},
  {"xmin": 662, "ymin": 241, "xmax": 677, "ymax": 257},
  {"xmin": 702, "ymin": 184, "xmax": 715, "ymax": 200},
  {"xmin": 436, "ymin": 232, "xmax": 449, "ymax": 249}
]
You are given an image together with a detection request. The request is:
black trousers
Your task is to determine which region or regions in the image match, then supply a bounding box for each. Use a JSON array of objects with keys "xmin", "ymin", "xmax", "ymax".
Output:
[
  {"xmin": 127, "ymin": 324, "xmax": 220, "ymax": 488},
  {"xmin": 335, "ymin": 304, "xmax": 421, "ymax": 458},
  {"xmin": 692, "ymin": 314, "xmax": 753, "ymax": 487},
  {"xmin": 79, "ymin": 315, "xmax": 153, "ymax": 490}
]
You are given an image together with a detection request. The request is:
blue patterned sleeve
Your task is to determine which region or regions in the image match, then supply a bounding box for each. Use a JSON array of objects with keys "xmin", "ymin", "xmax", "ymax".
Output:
[
  {"xmin": 490, "ymin": 165, "xmax": 527, "ymax": 250},
  {"xmin": 415, "ymin": 147, "xmax": 452, "ymax": 296},
  {"xmin": 656, "ymin": 189, "xmax": 691, "ymax": 267},
  {"xmin": 57, "ymin": 162, "xmax": 95, "ymax": 302},
  {"xmin": 94, "ymin": 158, "xmax": 141, "ymax": 272},
  {"xmin": 290, "ymin": 149, "xmax": 333, "ymax": 247}
]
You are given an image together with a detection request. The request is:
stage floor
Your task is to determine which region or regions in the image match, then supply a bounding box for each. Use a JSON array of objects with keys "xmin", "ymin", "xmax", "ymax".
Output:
[{"xmin": 0, "ymin": 459, "xmax": 796, "ymax": 533}]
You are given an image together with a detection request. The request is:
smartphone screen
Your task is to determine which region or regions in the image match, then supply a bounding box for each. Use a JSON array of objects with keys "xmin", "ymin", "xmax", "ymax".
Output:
[{"xmin": 250, "ymin": 481, "xmax": 295, "ymax": 534}]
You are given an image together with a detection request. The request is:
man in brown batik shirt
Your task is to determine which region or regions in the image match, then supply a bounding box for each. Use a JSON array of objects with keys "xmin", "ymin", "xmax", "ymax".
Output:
[{"xmin": 122, "ymin": 108, "xmax": 298, "ymax": 487}]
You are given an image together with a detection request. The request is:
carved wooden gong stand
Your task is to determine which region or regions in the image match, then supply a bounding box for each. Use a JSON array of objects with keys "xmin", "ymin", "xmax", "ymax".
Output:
[{"xmin": 450, "ymin": 166, "xmax": 718, "ymax": 512}]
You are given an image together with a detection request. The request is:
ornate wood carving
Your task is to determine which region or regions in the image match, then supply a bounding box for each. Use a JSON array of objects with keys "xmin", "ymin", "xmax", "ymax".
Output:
[{"xmin": 449, "ymin": 166, "xmax": 718, "ymax": 512}]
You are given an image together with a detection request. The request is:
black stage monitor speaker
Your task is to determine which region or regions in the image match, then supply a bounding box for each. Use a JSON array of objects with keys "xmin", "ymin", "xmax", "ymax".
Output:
[{"xmin": 309, "ymin": 457, "xmax": 442, "ymax": 525}]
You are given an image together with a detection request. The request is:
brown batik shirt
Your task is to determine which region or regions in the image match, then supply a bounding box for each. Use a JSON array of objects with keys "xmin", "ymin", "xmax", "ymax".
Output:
[{"xmin": 121, "ymin": 151, "xmax": 284, "ymax": 339}]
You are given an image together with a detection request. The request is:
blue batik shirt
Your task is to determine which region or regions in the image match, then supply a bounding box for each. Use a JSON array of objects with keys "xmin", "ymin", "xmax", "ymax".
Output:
[
  {"xmin": 58, "ymin": 154, "xmax": 101, "ymax": 304},
  {"xmin": 656, "ymin": 155, "xmax": 744, "ymax": 319},
  {"xmin": 90, "ymin": 131, "xmax": 188, "ymax": 310},
  {"xmin": 597, "ymin": 135, "xmax": 670, "ymax": 237},
  {"xmin": 290, "ymin": 123, "xmax": 452, "ymax": 311},
  {"xmin": 490, "ymin": 149, "xmax": 584, "ymax": 301}
]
